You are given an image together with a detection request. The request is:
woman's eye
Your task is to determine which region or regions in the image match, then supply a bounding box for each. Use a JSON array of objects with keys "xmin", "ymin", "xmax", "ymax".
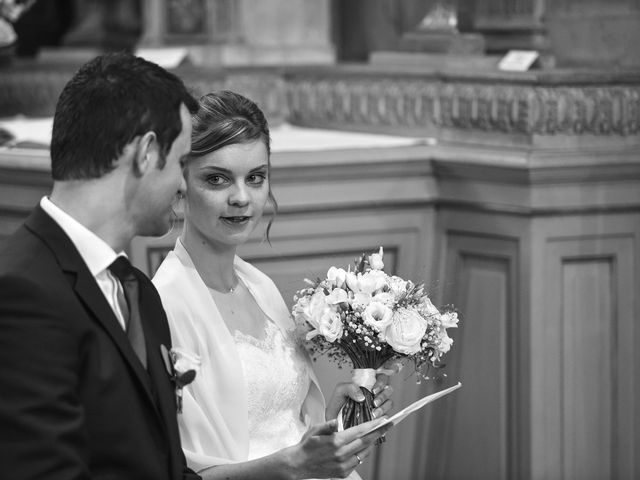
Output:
[
  {"xmin": 206, "ymin": 175, "xmax": 227, "ymax": 186},
  {"xmin": 248, "ymin": 173, "xmax": 266, "ymax": 185}
]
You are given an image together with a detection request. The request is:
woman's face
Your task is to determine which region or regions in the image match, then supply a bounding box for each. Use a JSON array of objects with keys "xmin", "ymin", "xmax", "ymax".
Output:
[{"xmin": 183, "ymin": 140, "xmax": 270, "ymax": 250}]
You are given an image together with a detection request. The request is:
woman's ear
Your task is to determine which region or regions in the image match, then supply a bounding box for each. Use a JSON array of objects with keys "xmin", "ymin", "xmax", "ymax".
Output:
[{"xmin": 133, "ymin": 131, "xmax": 158, "ymax": 176}]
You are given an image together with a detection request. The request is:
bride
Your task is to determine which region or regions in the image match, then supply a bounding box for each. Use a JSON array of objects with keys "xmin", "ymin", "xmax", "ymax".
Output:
[{"xmin": 153, "ymin": 91, "xmax": 392, "ymax": 479}]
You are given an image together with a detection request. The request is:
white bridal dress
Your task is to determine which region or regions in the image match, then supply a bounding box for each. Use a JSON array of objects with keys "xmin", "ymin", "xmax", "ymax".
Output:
[
  {"xmin": 153, "ymin": 239, "xmax": 360, "ymax": 479},
  {"xmin": 234, "ymin": 320, "xmax": 311, "ymax": 460}
]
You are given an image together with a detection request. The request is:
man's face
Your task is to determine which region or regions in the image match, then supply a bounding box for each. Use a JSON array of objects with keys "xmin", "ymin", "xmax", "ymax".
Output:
[{"xmin": 136, "ymin": 103, "xmax": 191, "ymax": 237}]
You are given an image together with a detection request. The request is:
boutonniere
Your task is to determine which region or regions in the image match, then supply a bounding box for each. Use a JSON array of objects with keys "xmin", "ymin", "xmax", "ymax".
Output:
[{"xmin": 160, "ymin": 344, "xmax": 201, "ymax": 413}]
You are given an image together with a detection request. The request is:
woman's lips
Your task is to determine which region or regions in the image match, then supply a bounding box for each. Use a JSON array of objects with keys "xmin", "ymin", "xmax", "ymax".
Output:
[{"xmin": 221, "ymin": 216, "xmax": 251, "ymax": 225}]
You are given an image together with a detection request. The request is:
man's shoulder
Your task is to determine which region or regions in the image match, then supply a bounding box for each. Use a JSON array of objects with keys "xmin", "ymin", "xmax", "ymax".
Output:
[
  {"xmin": 0, "ymin": 226, "xmax": 68, "ymax": 298},
  {"xmin": 0, "ymin": 206, "xmax": 76, "ymax": 276},
  {"xmin": 0, "ymin": 222, "xmax": 48, "ymax": 271}
]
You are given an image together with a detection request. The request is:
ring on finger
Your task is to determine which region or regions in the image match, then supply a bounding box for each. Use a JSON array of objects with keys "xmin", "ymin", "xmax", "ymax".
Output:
[{"xmin": 355, "ymin": 453, "xmax": 363, "ymax": 465}]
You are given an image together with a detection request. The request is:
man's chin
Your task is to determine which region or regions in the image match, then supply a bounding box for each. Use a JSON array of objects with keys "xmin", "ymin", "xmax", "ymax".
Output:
[{"xmin": 138, "ymin": 214, "xmax": 176, "ymax": 239}]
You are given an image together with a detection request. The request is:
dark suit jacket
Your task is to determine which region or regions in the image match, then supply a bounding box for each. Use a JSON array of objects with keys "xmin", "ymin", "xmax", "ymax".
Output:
[{"xmin": 0, "ymin": 206, "xmax": 200, "ymax": 480}]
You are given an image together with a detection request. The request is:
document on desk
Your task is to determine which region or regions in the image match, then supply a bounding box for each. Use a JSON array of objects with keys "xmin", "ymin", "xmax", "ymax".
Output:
[{"xmin": 361, "ymin": 381, "xmax": 462, "ymax": 436}]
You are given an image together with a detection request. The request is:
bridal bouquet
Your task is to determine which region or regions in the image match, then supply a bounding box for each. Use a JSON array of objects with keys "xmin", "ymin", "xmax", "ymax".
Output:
[{"xmin": 292, "ymin": 247, "xmax": 459, "ymax": 431}]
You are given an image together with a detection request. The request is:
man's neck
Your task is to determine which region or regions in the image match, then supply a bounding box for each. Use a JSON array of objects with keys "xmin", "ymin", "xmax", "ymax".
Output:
[{"xmin": 50, "ymin": 181, "xmax": 134, "ymax": 253}]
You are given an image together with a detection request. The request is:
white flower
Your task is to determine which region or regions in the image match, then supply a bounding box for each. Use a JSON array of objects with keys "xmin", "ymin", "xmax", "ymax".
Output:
[
  {"xmin": 326, "ymin": 287, "xmax": 348, "ymax": 305},
  {"xmin": 372, "ymin": 291, "xmax": 394, "ymax": 307},
  {"xmin": 388, "ymin": 275, "xmax": 408, "ymax": 296},
  {"xmin": 420, "ymin": 296, "xmax": 441, "ymax": 319},
  {"xmin": 345, "ymin": 271, "xmax": 359, "ymax": 292},
  {"xmin": 0, "ymin": 18, "xmax": 17, "ymax": 46},
  {"xmin": 162, "ymin": 345, "xmax": 201, "ymax": 413},
  {"xmin": 293, "ymin": 295, "xmax": 311, "ymax": 321},
  {"xmin": 366, "ymin": 270, "xmax": 388, "ymax": 291},
  {"xmin": 327, "ymin": 266, "xmax": 347, "ymax": 288},
  {"xmin": 317, "ymin": 308, "xmax": 343, "ymax": 342},
  {"xmin": 362, "ymin": 301, "xmax": 393, "ymax": 332},
  {"xmin": 438, "ymin": 333, "xmax": 454, "ymax": 353},
  {"xmin": 368, "ymin": 247, "xmax": 384, "ymax": 270},
  {"xmin": 350, "ymin": 270, "xmax": 386, "ymax": 295},
  {"xmin": 306, "ymin": 291, "xmax": 329, "ymax": 328},
  {"xmin": 440, "ymin": 311, "xmax": 459, "ymax": 329},
  {"xmin": 358, "ymin": 274, "xmax": 378, "ymax": 294},
  {"xmin": 384, "ymin": 307, "xmax": 427, "ymax": 355},
  {"xmin": 171, "ymin": 347, "xmax": 202, "ymax": 376},
  {"xmin": 352, "ymin": 292, "xmax": 372, "ymax": 307}
]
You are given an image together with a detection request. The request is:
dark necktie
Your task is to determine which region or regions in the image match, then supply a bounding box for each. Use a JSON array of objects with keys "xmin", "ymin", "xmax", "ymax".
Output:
[{"xmin": 109, "ymin": 256, "xmax": 147, "ymax": 368}]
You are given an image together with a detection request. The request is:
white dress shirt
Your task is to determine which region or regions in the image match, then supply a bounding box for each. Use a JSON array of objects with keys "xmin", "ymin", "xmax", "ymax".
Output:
[{"xmin": 40, "ymin": 196, "xmax": 128, "ymax": 330}]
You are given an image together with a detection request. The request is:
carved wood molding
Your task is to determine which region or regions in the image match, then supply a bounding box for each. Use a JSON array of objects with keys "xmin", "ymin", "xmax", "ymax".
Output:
[
  {"xmin": 285, "ymin": 75, "xmax": 640, "ymax": 137},
  {"xmin": 1, "ymin": 65, "xmax": 639, "ymax": 141}
]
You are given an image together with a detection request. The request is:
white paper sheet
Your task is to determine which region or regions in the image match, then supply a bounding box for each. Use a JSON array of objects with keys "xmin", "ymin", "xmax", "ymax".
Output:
[{"xmin": 360, "ymin": 381, "xmax": 462, "ymax": 436}]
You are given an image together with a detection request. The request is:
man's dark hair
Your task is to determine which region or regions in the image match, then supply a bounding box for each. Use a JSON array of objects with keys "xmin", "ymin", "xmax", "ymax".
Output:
[{"xmin": 50, "ymin": 52, "xmax": 199, "ymax": 180}]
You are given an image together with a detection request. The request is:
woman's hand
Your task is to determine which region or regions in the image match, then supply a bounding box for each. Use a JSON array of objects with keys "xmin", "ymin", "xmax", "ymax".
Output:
[
  {"xmin": 284, "ymin": 418, "xmax": 390, "ymax": 479},
  {"xmin": 325, "ymin": 370, "xmax": 395, "ymax": 421},
  {"xmin": 371, "ymin": 374, "xmax": 393, "ymax": 419},
  {"xmin": 325, "ymin": 382, "xmax": 365, "ymax": 421}
]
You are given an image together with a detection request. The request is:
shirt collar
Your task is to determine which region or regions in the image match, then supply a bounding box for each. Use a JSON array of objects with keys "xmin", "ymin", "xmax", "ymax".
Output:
[{"xmin": 40, "ymin": 196, "xmax": 125, "ymax": 276}]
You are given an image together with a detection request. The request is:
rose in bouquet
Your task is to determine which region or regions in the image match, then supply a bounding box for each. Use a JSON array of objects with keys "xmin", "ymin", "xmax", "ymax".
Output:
[{"xmin": 292, "ymin": 247, "xmax": 459, "ymax": 431}]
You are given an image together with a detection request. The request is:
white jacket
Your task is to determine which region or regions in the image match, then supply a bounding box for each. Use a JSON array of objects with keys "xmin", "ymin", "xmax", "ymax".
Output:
[{"xmin": 152, "ymin": 239, "xmax": 325, "ymax": 472}]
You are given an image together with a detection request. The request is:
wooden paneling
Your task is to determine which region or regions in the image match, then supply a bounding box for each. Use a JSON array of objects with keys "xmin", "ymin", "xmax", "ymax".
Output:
[
  {"xmin": 2, "ymin": 121, "xmax": 640, "ymax": 480},
  {"xmin": 562, "ymin": 259, "xmax": 613, "ymax": 480},
  {"xmin": 418, "ymin": 230, "xmax": 521, "ymax": 480},
  {"xmin": 532, "ymin": 218, "xmax": 638, "ymax": 480}
]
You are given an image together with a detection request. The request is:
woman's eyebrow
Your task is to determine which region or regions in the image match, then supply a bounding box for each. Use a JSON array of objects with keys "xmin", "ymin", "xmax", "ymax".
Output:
[{"xmin": 200, "ymin": 165, "xmax": 268, "ymax": 173}]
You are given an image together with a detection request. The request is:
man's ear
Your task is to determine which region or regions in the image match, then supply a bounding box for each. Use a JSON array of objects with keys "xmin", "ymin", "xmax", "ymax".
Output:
[{"xmin": 133, "ymin": 131, "xmax": 159, "ymax": 177}]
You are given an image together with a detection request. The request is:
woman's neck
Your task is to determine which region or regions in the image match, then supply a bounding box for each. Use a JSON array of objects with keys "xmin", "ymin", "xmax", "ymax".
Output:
[{"xmin": 180, "ymin": 229, "xmax": 239, "ymax": 293}]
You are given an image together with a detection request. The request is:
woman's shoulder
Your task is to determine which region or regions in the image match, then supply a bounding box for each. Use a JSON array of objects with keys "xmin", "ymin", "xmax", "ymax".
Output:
[
  {"xmin": 234, "ymin": 256, "xmax": 281, "ymax": 295},
  {"xmin": 234, "ymin": 255, "xmax": 268, "ymax": 279},
  {"xmin": 152, "ymin": 249, "xmax": 205, "ymax": 314},
  {"xmin": 152, "ymin": 250, "xmax": 184, "ymax": 290}
]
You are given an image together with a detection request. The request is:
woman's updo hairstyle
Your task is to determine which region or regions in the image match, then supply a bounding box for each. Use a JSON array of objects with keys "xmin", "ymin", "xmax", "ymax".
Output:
[
  {"xmin": 189, "ymin": 90, "xmax": 277, "ymax": 239},
  {"xmin": 191, "ymin": 90, "xmax": 271, "ymax": 157}
]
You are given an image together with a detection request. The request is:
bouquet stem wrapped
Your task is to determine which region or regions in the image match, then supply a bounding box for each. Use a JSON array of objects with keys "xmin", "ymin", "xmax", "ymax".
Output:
[{"xmin": 293, "ymin": 247, "xmax": 460, "ymax": 433}]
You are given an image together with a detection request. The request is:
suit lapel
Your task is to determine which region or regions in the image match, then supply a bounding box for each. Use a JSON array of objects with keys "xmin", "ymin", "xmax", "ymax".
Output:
[
  {"xmin": 24, "ymin": 206, "xmax": 164, "ymax": 421},
  {"xmin": 136, "ymin": 273, "xmax": 183, "ymax": 477}
]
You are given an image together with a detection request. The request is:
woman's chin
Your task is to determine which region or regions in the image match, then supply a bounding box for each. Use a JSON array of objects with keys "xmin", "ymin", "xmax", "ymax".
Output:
[{"xmin": 216, "ymin": 225, "xmax": 258, "ymax": 246}]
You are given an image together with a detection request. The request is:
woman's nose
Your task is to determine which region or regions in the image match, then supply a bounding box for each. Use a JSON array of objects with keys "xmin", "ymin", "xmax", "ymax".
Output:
[{"xmin": 228, "ymin": 182, "xmax": 249, "ymax": 206}]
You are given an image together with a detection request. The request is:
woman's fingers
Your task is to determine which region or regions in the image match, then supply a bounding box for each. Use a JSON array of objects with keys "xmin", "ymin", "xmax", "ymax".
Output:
[
  {"xmin": 345, "ymin": 444, "xmax": 374, "ymax": 470},
  {"xmin": 337, "ymin": 416, "xmax": 390, "ymax": 444},
  {"xmin": 326, "ymin": 382, "xmax": 366, "ymax": 420},
  {"xmin": 344, "ymin": 382, "xmax": 366, "ymax": 402},
  {"xmin": 301, "ymin": 419, "xmax": 338, "ymax": 441},
  {"xmin": 296, "ymin": 419, "xmax": 387, "ymax": 479},
  {"xmin": 372, "ymin": 385, "xmax": 393, "ymax": 417},
  {"xmin": 372, "ymin": 375, "xmax": 388, "ymax": 396}
]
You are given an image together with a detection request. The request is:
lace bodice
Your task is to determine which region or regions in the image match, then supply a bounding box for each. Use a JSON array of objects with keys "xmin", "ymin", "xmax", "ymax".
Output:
[{"xmin": 234, "ymin": 320, "xmax": 312, "ymax": 460}]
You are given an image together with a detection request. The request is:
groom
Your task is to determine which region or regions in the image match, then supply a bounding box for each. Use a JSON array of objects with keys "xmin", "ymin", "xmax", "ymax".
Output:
[{"xmin": 0, "ymin": 53, "xmax": 200, "ymax": 479}]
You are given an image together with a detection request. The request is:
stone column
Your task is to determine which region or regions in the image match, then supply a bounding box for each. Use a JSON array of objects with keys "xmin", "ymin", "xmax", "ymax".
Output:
[
  {"xmin": 546, "ymin": 0, "xmax": 640, "ymax": 68},
  {"xmin": 473, "ymin": 0, "xmax": 547, "ymax": 52},
  {"xmin": 140, "ymin": 0, "xmax": 334, "ymax": 66}
]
